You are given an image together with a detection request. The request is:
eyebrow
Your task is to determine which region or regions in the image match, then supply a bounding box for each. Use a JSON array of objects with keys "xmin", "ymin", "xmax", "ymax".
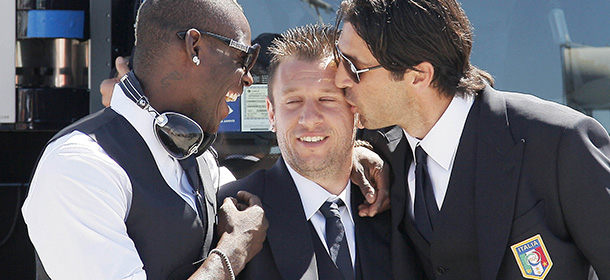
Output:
[
  {"xmin": 338, "ymin": 45, "xmax": 367, "ymax": 67},
  {"xmin": 343, "ymin": 51, "xmax": 361, "ymax": 64}
]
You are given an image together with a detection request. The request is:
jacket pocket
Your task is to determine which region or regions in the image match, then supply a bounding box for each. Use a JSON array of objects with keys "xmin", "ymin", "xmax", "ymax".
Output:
[{"xmin": 510, "ymin": 200, "xmax": 545, "ymax": 237}]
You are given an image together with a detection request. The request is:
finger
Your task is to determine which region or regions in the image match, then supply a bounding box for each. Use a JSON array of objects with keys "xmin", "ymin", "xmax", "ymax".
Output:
[
  {"xmin": 357, "ymin": 202, "xmax": 369, "ymax": 215},
  {"xmin": 358, "ymin": 199, "xmax": 391, "ymax": 217},
  {"xmin": 99, "ymin": 78, "xmax": 119, "ymax": 107},
  {"xmin": 358, "ymin": 202, "xmax": 377, "ymax": 217},
  {"xmin": 235, "ymin": 202, "xmax": 248, "ymax": 211},
  {"xmin": 350, "ymin": 164, "xmax": 372, "ymax": 201},
  {"xmin": 115, "ymin": 56, "xmax": 130, "ymax": 77},
  {"xmin": 220, "ymin": 197, "xmax": 238, "ymax": 213},
  {"xmin": 358, "ymin": 179, "xmax": 390, "ymax": 217},
  {"xmin": 350, "ymin": 167, "xmax": 364, "ymax": 187},
  {"xmin": 363, "ymin": 184, "xmax": 385, "ymax": 217},
  {"xmin": 237, "ymin": 190, "xmax": 263, "ymax": 207},
  {"xmin": 358, "ymin": 207, "xmax": 369, "ymax": 217},
  {"xmin": 367, "ymin": 163, "xmax": 391, "ymax": 215},
  {"xmin": 358, "ymin": 176, "xmax": 376, "ymax": 204},
  {"xmin": 367, "ymin": 189, "xmax": 388, "ymax": 217}
]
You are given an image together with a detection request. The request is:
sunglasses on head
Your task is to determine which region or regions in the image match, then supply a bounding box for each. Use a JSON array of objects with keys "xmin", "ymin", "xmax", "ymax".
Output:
[
  {"xmin": 177, "ymin": 29, "xmax": 261, "ymax": 73},
  {"xmin": 335, "ymin": 43, "xmax": 383, "ymax": 83}
]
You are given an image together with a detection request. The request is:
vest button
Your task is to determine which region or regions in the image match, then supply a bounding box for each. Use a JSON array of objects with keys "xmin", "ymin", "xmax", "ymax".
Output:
[{"xmin": 436, "ymin": 266, "xmax": 446, "ymax": 275}]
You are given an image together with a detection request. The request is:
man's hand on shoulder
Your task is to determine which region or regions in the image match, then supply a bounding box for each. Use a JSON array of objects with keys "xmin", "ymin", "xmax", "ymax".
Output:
[{"xmin": 352, "ymin": 145, "xmax": 391, "ymax": 217}]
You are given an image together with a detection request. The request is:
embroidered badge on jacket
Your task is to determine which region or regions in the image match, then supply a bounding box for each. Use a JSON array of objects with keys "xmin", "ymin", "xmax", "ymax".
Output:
[{"xmin": 510, "ymin": 234, "xmax": 553, "ymax": 279}]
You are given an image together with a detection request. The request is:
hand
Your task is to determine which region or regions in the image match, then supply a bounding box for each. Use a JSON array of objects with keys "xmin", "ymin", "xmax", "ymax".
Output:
[
  {"xmin": 216, "ymin": 191, "xmax": 268, "ymax": 274},
  {"xmin": 352, "ymin": 146, "xmax": 391, "ymax": 217},
  {"xmin": 99, "ymin": 56, "xmax": 130, "ymax": 107}
]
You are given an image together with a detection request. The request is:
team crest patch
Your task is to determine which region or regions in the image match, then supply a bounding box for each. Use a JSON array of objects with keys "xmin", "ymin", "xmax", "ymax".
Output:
[{"xmin": 510, "ymin": 234, "xmax": 553, "ymax": 279}]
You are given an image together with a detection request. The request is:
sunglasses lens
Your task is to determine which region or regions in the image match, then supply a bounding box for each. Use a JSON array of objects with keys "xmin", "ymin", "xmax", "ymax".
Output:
[
  {"xmin": 344, "ymin": 57, "xmax": 360, "ymax": 83},
  {"xmin": 154, "ymin": 113, "xmax": 203, "ymax": 159},
  {"xmin": 336, "ymin": 47, "xmax": 360, "ymax": 83},
  {"xmin": 246, "ymin": 44, "xmax": 261, "ymax": 72}
]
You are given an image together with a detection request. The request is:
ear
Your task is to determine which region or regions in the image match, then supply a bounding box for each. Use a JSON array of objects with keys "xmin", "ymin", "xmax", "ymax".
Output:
[
  {"xmin": 184, "ymin": 28, "xmax": 202, "ymax": 65},
  {"xmin": 409, "ymin": 61, "xmax": 434, "ymax": 90},
  {"xmin": 266, "ymin": 97, "xmax": 276, "ymax": 132}
]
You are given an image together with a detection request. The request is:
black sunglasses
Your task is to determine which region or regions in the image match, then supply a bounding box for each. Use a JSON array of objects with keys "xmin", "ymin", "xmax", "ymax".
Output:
[
  {"xmin": 177, "ymin": 29, "xmax": 260, "ymax": 73},
  {"xmin": 335, "ymin": 44, "xmax": 383, "ymax": 83},
  {"xmin": 121, "ymin": 73, "xmax": 214, "ymax": 159},
  {"xmin": 153, "ymin": 111, "xmax": 204, "ymax": 159},
  {"xmin": 153, "ymin": 112, "xmax": 216, "ymax": 159}
]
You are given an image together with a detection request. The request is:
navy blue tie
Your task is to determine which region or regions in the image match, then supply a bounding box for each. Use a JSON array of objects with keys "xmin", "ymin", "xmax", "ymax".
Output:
[
  {"xmin": 179, "ymin": 156, "xmax": 207, "ymax": 224},
  {"xmin": 319, "ymin": 201, "xmax": 354, "ymax": 280},
  {"xmin": 414, "ymin": 145, "xmax": 439, "ymax": 243}
]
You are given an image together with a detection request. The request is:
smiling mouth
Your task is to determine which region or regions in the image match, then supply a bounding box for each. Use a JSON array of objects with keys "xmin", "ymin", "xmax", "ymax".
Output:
[
  {"xmin": 299, "ymin": 136, "xmax": 326, "ymax": 143},
  {"xmin": 225, "ymin": 91, "xmax": 241, "ymax": 102}
]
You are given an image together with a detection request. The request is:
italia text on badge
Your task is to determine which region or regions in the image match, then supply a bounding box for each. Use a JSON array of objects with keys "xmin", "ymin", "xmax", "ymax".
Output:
[{"xmin": 510, "ymin": 234, "xmax": 553, "ymax": 280}]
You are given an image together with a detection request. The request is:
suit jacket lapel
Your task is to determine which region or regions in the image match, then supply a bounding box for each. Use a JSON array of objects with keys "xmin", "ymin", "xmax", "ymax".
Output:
[
  {"xmin": 474, "ymin": 87, "xmax": 525, "ymax": 280},
  {"xmin": 374, "ymin": 126, "xmax": 422, "ymax": 278},
  {"xmin": 352, "ymin": 185, "xmax": 366, "ymax": 280},
  {"xmin": 262, "ymin": 158, "xmax": 318, "ymax": 280},
  {"xmin": 382, "ymin": 126, "xmax": 411, "ymax": 234}
]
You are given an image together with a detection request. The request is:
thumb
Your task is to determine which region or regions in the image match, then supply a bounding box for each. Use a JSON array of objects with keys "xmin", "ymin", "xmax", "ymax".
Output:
[{"xmin": 220, "ymin": 197, "xmax": 238, "ymax": 213}]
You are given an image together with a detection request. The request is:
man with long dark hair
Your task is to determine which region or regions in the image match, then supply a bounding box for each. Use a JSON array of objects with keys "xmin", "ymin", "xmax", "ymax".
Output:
[{"xmin": 334, "ymin": 0, "xmax": 610, "ymax": 279}]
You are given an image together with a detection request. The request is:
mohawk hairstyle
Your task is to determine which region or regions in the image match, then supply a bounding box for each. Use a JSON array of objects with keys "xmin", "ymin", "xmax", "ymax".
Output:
[{"xmin": 266, "ymin": 24, "xmax": 338, "ymax": 103}]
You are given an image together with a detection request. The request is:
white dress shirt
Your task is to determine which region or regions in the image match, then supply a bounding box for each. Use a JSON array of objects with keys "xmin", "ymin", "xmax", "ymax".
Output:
[
  {"xmin": 285, "ymin": 160, "xmax": 357, "ymax": 267},
  {"xmin": 22, "ymin": 84, "xmax": 230, "ymax": 280},
  {"xmin": 403, "ymin": 93, "xmax": 474, "ymax": 218}
]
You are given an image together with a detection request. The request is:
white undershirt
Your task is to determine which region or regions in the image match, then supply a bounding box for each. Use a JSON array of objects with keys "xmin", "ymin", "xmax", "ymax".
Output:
[
  {"xmin": 285, "ymin": 160, "xmax": 357, "ymax": 267},
  {"xmin": 404, "ymin": 93, "xmax": 474, "ymax": 218},
  {"xmin": 22, "ymin": 84, "xmax": 233, "ymax": 280}
]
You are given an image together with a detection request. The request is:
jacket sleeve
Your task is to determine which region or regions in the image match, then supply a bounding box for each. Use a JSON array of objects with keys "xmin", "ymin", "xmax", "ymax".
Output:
[{"xmin": 556, "ymin": 116, "xmax": 610, "ymax": 278}]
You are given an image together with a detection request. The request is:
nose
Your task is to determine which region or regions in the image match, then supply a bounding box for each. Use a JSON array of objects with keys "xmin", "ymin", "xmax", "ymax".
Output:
[
  {"xmin": 298, "ymin": 100, "xmax": 323, "ymax": 129},
  {"xmin": 242, "ymin": 71, "xmax": 254, "ymax": 87},
  {"xmin": 334, "ymin": 62, "xmax": 355, "ymax": 89}
]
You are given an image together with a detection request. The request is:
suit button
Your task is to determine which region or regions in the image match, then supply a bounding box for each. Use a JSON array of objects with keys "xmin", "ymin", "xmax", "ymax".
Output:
[{"xmin": 436, "ymin": 266, "xmax": 446, "ymax": 275}]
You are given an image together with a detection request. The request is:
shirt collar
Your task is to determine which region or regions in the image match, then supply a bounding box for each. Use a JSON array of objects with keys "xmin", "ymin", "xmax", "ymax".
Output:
[
  {"xmin": 404, "ymin": 93, "xmax": 474, "ymax": 170},
  {"xmin": 284, "ymin": 159, "xmax": 354, "ymax": 223}
]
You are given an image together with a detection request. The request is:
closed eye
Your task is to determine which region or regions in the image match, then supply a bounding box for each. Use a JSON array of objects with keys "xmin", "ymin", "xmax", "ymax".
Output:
[{"xmin": 285, "ymin": 99, "xmax": 302, "ymax": 104}]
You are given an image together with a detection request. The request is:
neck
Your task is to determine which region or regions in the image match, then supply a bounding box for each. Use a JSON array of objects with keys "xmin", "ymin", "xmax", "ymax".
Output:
[
  {"xmin": 401, "ymin": 88, "xmax": 452, "ymax": 139},
  {"xmin": 312, "ymin": 175, "xmax": 350, "ymax": 196},
  {"xmin": 135, "ymin": 71, "xmax": 169, "ymax": 113},
  {"xmin": 133, "ymin": 51, "xmax": 185, "ymax": 113},
  {"xmin": 292, "ymin": 163, "xmax": 352, "ymax": 196}
]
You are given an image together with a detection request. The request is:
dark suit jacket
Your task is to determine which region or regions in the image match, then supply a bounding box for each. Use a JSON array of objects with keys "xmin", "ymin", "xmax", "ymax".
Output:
[
  {"xmin": 218, "ymin": 158, "xmax": 393, "ymax": 280},
  {"xmin": 362, "ymin": 86, "xmax": 610, "ymax": 279}
]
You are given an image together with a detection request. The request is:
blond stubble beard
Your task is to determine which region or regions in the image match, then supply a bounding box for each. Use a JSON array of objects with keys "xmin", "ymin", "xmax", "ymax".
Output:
[{"xmin": 278, "ymin": 135, "xmax": 355, "ymax": 185}]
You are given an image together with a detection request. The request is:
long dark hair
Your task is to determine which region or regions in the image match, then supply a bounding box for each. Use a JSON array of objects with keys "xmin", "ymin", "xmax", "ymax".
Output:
[{"xmin": 337, "ymin": 0, "xmax": 494, "ymax": 97}]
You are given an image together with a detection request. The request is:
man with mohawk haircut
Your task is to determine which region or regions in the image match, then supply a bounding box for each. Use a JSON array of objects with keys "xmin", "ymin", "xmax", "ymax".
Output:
[{"xmin": 219, "ymin": 24, "xmax": 393, "ymax": 280}]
